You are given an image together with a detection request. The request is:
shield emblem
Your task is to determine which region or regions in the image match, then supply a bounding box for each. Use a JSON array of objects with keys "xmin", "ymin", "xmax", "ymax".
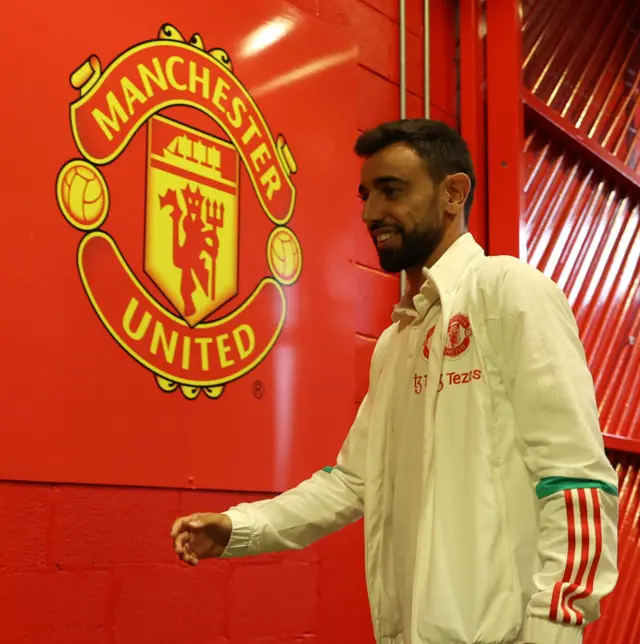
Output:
[
  {"xmin": 447, "ymin": 321, "xmax": 460, "ymax": 349},
  {"xmin": 144, "ymin": 115, "xmax": 239, "ymax": 327}
]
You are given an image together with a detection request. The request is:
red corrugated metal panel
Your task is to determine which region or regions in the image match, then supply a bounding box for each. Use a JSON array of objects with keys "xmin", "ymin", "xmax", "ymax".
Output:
[
  {"xmin": 524, "ymin": 124, "xmax": 640, "ymax": 440},
  {"xmin": 513, "ymin": 3, "xmax": 640, "ymax": 641},
  {"xmin": 522, "ymin": 0, "xmax": 640, "ymax": 174},
  {"xmin": 585, "ymin": 452, "xmax": 640, "ymax": 643}
]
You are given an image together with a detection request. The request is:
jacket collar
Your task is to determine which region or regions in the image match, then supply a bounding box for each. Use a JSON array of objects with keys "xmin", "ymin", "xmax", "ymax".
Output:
[{"xmin": 391, "ymin": 233, "xmax": 485, "ymax": 323}]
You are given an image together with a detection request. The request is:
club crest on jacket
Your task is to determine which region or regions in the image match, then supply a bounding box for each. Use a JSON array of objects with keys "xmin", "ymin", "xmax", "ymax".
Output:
[{"xmin": 422, "ymin": 314, "xmax": 473, "ymax": 362}]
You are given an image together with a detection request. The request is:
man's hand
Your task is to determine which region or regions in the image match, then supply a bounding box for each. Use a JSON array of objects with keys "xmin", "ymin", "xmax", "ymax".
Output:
[{"xmin": 170, "ymin": 512, "xmax": 232, "ymax": 566}]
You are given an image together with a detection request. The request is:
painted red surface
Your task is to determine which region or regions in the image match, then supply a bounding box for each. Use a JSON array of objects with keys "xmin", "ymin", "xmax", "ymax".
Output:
[
  {"xmin": 1, "ymin": 0, "xmax": 360, "ymax": 493},
  {"xmin": 0, "ymin": 0, "xmax": 458, "ymax": 642},
  {"xmin": 485, "ymin": 0, "xmax": 526, "ymax": 258},
  {"xmin": 459, "ymin": 0, "xmax": 488, "ymax": 251}
]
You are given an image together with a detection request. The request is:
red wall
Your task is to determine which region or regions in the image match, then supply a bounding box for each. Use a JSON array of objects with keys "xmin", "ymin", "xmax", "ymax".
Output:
[{"xmin": 0, "ymin": 1, "xmax": 458, "ymax": 643}]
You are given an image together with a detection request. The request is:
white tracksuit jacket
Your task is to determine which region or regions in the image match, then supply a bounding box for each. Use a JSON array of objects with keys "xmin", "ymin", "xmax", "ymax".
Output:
[{"xmin": 221, "ymin": 233, "xmax": 619, "ymax": 644}]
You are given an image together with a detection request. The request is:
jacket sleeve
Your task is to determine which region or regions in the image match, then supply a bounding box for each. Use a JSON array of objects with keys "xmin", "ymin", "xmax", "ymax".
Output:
[
  {"xmin": 486, "ymin": 261, "xmax": 619, "ymax": 644},
  {"xmin": 219, "ymin": 327, "xmax": 392, "ymax": 558}
]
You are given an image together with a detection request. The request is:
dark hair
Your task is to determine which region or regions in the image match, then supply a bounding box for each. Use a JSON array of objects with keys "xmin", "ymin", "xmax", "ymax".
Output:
[{"xmin": 354, "ymin": 119, "xmax": 476, "ymax": 223}]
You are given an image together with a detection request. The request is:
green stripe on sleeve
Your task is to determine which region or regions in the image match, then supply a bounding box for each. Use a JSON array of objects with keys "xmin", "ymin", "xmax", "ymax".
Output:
[
  {"xmin": 536, "ymin": 476, "xmax": 618, "ymax": 500},
  {"xmin": 322, "ymin": 466, "xmax": 335, "ymax": 474}
]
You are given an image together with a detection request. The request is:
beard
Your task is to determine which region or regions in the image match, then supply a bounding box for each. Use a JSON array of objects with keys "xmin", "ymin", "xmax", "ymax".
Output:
[{"xmin": 376, "ymin": 216, "xmax": 444, "ymax": 274}]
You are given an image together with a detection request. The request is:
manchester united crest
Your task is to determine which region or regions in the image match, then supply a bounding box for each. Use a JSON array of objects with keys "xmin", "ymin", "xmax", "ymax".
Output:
[
  {"xmin": 55, "ymin": 24, "xmax": 302, "ymax": 400},
  {"xmin": 444, "ymin": 314, "xmax": 473, "ymax": 359}
]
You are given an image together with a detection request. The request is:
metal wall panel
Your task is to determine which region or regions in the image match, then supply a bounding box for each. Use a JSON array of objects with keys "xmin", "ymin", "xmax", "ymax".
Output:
[
  {"xmin": 522, "ymin": 0, "xmax": 640, "ymax": 173},
  {"xmin": 524, "ymin": 125, "xmax": 640, "ymax": 440},
  {"xmin": 513, "ymin": 2, "xmax": 640, "ymax": 641},
  {"xmin": 585, "ymin": 452, "xmax": 640, "ymax": 643}
]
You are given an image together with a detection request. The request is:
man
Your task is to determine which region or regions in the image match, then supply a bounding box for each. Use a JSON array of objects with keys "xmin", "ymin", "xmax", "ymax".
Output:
[{"xmin": 171, "ymin": 119, "xmax": 619, "ymax": 644}]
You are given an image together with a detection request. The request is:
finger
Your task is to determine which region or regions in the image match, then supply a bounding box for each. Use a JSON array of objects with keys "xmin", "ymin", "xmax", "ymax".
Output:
[
  {"xmin": 184, "ymin": 534, "xmax": 197, "ymax": 565},
  {"xmin": 186, "ymin": 552, "xmax": 199, "ymax": 566},
  {"xmin": 170, "ymin": 517, "xmax": 188, "ymax": 539},
  {"xmin": 171, "ymin": 513, "xmax": 202, "ymax": 538},
  {"xmin": 174, "ymin": 532, "xmax": 189, "ymax": 555},
  {"xmin": 177, "ymin": 544, "xmax": 197, "ymax": 566},
  {"xmin": 177, "ymin": 545, "xmax": 197, "ymax": 566}
]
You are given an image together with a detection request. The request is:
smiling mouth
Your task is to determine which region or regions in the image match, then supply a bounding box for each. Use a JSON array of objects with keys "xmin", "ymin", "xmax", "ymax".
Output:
[{"xmin": 374, "ymin": 231, "xmax": 400, "ymax": 248}]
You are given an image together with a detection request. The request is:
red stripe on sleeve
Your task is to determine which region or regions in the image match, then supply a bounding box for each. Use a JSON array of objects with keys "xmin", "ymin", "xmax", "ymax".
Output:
[
  {"xmin": 561, "ymin": 489, "xmax": 590, "ymax": 624},
  {"xmin": 568, "ymin": 489, "xmax": 603, "ymax": 626},
  {"xmin": 550, "ymin": 489, "xmax": 576, "ymax": 623}
]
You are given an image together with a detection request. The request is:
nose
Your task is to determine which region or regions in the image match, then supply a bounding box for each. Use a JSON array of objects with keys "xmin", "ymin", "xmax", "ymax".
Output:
[{"xmin": 361, "ymin": 196, "xmax": 382, "ymax": 227}]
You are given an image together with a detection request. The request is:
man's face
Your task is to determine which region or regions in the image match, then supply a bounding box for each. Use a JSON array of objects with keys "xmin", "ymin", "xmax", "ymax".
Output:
[{"xmin": 358, "ymin": 142, "xmax": 444, "ymax": 274}]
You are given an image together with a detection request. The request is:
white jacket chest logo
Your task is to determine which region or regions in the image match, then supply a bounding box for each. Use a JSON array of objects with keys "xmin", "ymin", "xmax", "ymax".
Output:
[
  {"xmin": 421, "ymin": 312, "xmax": 473, "ymax": 363},
  {"xmin": 444, "ymin": 313, "xmax": 473, "ymax": 359}
]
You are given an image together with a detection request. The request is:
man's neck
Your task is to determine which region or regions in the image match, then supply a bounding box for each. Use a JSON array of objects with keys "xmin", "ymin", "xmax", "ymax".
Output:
[{"xmin": 403, "ymin": 227, "xmax": 467, "ymax": 298}]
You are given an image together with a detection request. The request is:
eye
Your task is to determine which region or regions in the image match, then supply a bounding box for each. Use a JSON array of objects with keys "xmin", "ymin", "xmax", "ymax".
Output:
[
  {"xmin": 357, "ymin": 193, "xmax": 367, "ymax": 202},
  {"xmin": 383, "ymin": 186, "xmax": 399, "ymax": 199}
]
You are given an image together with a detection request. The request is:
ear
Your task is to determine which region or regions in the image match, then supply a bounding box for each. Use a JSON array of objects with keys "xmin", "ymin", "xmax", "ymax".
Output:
[{"xmin": 443, "ymin": 173, "xmax": 471, "ymax": 217}]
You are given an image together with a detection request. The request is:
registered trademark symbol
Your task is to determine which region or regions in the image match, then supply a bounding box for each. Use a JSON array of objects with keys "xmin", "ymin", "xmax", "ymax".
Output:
[{"xmin": 253, "ymin": 380, "xmax": 265, "ymax": 399}]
